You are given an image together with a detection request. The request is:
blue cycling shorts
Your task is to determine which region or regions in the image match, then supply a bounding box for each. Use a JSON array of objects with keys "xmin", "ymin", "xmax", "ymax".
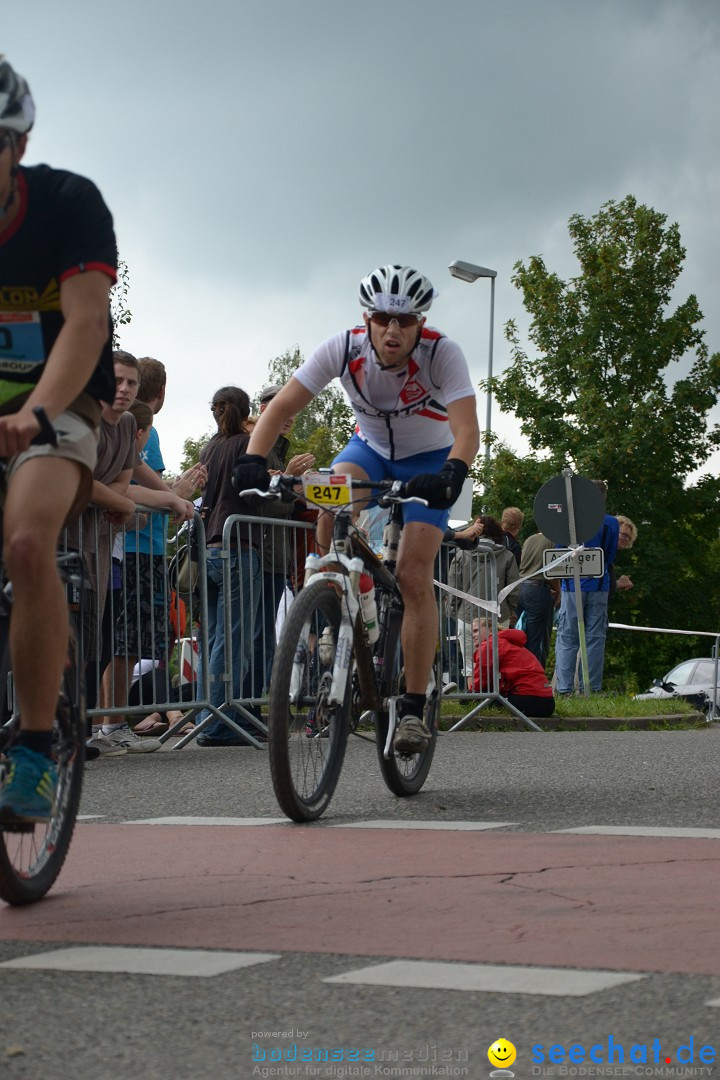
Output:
[{"xmin": 331, "ymin": 434, "xmax": 451, "ymax": 531}]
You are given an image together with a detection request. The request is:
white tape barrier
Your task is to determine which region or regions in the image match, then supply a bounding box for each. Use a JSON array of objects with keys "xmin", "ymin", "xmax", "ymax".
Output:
[
  {"xmin": 609, "ymin": 623, "xmax": 720, "ymax": 638},
  {"xmin": 434, "ymin": 544, "xmax": 584, "ymax": 615}
]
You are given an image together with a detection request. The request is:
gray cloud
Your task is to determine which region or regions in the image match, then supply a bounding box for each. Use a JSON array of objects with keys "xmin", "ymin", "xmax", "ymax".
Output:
[{"xmin": 6, "ymin": 0, "xmax": 719, "ymax": 474}]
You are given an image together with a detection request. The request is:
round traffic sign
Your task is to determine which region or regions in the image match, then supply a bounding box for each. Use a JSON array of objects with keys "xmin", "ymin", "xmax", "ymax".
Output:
[{"xmin": 533, "ymin": 474, "xmax": 605, "ymax": 545}]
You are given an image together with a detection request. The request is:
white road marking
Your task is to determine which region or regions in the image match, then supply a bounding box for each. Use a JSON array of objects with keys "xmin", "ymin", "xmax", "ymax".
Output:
[
  {"xmin": 330, "ymin": 820, "xmax": 517, "ymax": 830},
  {"xmin": 0, "ymin": 947, "xmax": 280, "ymax": 977},
  {"xmin": 324, "ymin": 960, "xmax": 647, "ymax": 996},
  {"xmin": 555, "ymin": 826, "xmax": 720, "ymax": 839},
  {"xmin": 120, "ymin": 816, "xmax": 288, "ymax": 826}
]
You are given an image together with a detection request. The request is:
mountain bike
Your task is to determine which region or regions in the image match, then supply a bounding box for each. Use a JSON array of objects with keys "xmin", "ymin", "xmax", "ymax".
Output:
[
  {"xmin": 244, "ymin": 470, "xmax": 439, "ymax": 822},
  {"xmin": 0, "ymin": 409, "xmax": 86, "ymax": 905}
]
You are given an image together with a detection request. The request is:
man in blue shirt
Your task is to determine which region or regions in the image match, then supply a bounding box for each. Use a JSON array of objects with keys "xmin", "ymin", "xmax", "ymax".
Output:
[{"xmin": 554, "ymin": 481, "xmax": 619, "ymax": 694}]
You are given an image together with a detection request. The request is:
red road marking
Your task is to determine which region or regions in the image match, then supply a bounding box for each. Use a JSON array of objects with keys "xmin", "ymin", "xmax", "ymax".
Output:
[{"xmin": 2, "ymin": 825, "xmax": 719, "ymax": 976}]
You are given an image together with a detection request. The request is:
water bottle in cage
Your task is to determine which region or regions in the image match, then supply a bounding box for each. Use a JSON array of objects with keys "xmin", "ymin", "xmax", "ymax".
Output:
[
  {"xmin": 358, "ymin": 573, "xmax": 379, "ymax": 644},
  {"xmin": 382, "ymin": 519, "xmax": 401, "ymax": 570},
  {"xmin": 289, "ymin": 640, "xmax": 308, "ymax": 699}
]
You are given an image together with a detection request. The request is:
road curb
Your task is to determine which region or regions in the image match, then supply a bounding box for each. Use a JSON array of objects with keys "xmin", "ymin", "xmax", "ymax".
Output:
[{"xmin": 442, "ymin": 713, "xmax": 707, "ymax": 731}]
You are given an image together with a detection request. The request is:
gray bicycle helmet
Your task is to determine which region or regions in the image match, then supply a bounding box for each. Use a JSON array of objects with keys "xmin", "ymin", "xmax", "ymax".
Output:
[
  {"xmin": 0, "ymin": 56, "xmax": 35, "ymax": 134},
  {"xmin": 358, "ymin": 264, "xmax": 434, "ymax": 315}
]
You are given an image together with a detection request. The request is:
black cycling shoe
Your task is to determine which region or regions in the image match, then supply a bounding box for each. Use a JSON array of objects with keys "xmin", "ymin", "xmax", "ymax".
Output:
[{"xmin": 196, "ymin": 734, "xmax": 248, "ymax": 747}]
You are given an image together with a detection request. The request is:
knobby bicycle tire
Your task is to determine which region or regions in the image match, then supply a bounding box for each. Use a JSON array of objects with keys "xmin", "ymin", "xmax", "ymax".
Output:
[
  {"xmin": 374, "ymin": 602, "xmax": 438, "ymax": 797},
  {"xmin": 267, "ymin": 580, "xmax": 351, "ymax": 821},
  {"xmin": 0, "ymin": 626, "xmax": 86, "ymax": 905}
]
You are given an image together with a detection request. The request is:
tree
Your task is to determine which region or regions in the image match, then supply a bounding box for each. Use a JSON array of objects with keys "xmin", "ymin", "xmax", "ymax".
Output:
[
  {"xmin": 491, "ymin": 195, "xmax": 720, "ymax": 688},
  {"xmin": 110, "ymin": 258, "xmax": 132, "ymax": 347},
  {"xmin": 179, "ymin": 430, "xmax": 212, "ymax": 472}
]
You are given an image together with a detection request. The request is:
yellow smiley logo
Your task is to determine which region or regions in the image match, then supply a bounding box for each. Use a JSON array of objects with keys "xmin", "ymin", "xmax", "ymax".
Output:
[{"xmin": 488, "ymin": 1039, "xmax": 517, "ymax": 1069}]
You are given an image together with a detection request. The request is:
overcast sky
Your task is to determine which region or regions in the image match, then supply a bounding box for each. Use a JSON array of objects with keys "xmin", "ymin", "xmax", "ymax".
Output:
[{"xmin": 6, "ymin": 0, "xmax": 720, "ymax": 476}]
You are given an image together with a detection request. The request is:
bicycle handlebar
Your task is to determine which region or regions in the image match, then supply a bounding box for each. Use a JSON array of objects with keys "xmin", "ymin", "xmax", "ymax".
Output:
[
  {"xmin": 239, "ymin": 474, "xmax": 429, "ymax": 508},
  {"xmin": 31, "ymin": 406, "xmax": 58, "ymax": 448},
  {"xmin": 0, "ymin": 409, "xmax": 58, "ymax": 477}
]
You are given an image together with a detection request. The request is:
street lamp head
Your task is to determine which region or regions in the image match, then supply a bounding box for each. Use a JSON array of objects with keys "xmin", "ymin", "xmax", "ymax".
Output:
[{"xmin": 448, "ymin": 259, "xmax": 497, "ymax": 283}]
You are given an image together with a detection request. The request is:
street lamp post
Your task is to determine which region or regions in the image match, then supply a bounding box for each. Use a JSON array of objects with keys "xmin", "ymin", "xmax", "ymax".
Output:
[{"xmin": 448, "ymin": 260, "xmax": 497, "ymax": 472}]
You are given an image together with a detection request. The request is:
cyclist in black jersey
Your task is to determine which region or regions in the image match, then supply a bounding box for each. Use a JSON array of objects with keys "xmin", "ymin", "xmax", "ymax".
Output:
[{"xmin": 0, "ymin": 56, "xmax": 117, "ymax": 827}]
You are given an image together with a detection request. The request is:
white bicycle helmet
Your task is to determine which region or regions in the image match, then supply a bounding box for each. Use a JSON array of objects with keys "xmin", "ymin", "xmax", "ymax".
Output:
[
  {"xmin": 358, "ymin": 264, "xmax": 434, "ymax": 315},
  {"xmin": 0, "ymin": 56, "xmax": 35, "ymax": 135}
]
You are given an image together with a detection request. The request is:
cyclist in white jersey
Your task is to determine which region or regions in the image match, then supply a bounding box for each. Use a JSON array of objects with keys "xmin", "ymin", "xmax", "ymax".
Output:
[{"xmin": 234, "ymin": 265, "xmax": 479, "ymax": 754}]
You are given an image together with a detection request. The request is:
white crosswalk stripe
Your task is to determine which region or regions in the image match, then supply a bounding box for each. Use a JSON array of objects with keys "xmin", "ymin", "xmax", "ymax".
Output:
[
  {"xmin": 120, "ymin": 816, "xmax": 289, "ymax": 826},
  {"xmin": 0, "ymin": 947, "xmax": 280, "ymax": 977},
  {"xmin": 324, "ymin": 960, "xmax": 647, "ymax": 996},
  {"xmin": 330, "ymin": 820, "xmax": 517, "ymax": 830},
  {"xmin": 554, "ymin": 825, "xmax": 720, "ymax": 839}
]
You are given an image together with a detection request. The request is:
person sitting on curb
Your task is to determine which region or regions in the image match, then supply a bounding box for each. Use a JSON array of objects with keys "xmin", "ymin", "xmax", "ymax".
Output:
[{"xmin": 472, "ymin": 617, "xmax": 555, "ymax": 718}]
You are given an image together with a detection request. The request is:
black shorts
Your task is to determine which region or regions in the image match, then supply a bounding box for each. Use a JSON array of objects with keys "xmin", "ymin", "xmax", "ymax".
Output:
[{"xmin": 115, "ymin": 552, "xmax": 169, "ymax": 658}]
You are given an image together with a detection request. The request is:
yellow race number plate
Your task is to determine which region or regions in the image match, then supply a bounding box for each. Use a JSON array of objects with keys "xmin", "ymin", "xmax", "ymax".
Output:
[{"xmin": 302, "ymin": 472, "xmax": 352, "ymax": 507}]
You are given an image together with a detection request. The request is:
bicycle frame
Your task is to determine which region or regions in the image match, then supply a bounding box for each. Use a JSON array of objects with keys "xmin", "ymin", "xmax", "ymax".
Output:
[{"xmin": 298, "ymin": 503, "xmax": 410, "ymax": 760}]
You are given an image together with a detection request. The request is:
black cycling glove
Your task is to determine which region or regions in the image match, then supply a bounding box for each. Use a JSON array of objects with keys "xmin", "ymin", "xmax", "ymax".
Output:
[
  {"xmin": 405, "ymin": 458, "xmax": 468, "ymax": 510},
  {"xmin": 232, "ymin": 453, "xmax": 271, "ymax": 494}
]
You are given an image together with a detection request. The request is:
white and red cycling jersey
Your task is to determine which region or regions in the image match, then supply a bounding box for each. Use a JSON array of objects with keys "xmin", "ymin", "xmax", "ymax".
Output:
[{"xmin": 294, "ymin": 325, "xmax": 474, "ymax": 461}]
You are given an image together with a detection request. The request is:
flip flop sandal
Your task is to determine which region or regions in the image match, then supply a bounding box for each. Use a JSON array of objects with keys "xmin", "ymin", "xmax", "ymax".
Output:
[{"xmin": 134, "ymin": 718, "xmax": 170, "ymax": 736}]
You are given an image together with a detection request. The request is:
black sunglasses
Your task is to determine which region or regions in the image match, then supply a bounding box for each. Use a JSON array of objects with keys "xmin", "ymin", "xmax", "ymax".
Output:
[{"xmin": 369, "ymin": 311, "xmax": 421, "ymax": 329}]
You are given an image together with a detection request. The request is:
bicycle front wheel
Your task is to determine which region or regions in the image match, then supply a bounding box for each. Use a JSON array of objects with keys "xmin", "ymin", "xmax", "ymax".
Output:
[
  {"xmin": 0, "ymin": 627, "xmax": 86, "ymax": 906},
  {"xmin": 374, "ymin": 606, "xmax": 438, "ymax": 797},
  {"xmin": 267, "ymin": 580, "xmax": 351, "ymax": 821}
]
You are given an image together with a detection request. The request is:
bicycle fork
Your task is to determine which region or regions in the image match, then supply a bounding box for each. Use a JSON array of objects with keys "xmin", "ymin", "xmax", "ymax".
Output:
[{"xmin": 288, "ymin": 572, "xmax": 360, "ymax": 709}]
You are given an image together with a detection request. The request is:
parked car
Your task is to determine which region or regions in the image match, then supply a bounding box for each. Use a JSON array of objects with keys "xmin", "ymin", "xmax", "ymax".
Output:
[{"xmin": 635, "ymin": 657, "xmax": 720, "ymax": 714}]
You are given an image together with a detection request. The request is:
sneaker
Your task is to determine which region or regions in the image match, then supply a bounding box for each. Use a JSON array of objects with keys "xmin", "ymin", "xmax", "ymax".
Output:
[
  {"xmin": 101, "ymin": 724, "xmax": 161, "ymax": 754},
  {"xmin": 442, "ymin": 680, "xmax": 458, "ymax": 695},
  {"xmin": 393, "ymin": 715, "xmax": 431, "ymax": 755},
  {"xmin": 0, "ymin": 746, "xmax": 58, "ymax": 826},
  {"xmin": 86, "ymin": 731, "xmax": 128, "ymax": 757}
]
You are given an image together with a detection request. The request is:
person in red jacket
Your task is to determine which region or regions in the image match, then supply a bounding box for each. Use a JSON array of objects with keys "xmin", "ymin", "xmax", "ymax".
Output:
[{"xmin": 472, "ymin": 618, "xmax": 555, "ymax": 718}]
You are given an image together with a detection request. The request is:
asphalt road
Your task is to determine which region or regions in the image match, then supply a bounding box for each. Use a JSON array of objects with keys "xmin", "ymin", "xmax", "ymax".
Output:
[{"xmin": 2, "ymin": 727, "xmax": 720, "ymax": 1080}]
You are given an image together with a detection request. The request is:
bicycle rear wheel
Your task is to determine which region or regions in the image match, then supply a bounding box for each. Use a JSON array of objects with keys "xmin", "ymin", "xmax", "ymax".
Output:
[
  {"xmin": 267, "ymin": 580, "xmax": 351, "ymax": 821},
  {"xmin": 374, "ymin": 605, "xmax": 438, "ymax": 797},
  {"xmin": 0, "ymin": 626, "xmax": 86, "ymax": 905}
]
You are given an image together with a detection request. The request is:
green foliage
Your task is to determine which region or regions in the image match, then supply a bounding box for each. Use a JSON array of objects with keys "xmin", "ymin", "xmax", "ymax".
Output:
[
  {"xmin": 497, "ymin": 196, "xmax": 720, "ymax": 487},
  {"xmin": 110, "ymin": 258, "xmax": 132, "ymax": 347},
  {"xmin": 490, "ymin": 195, "xmax": 720, "ymax": 688},
  {"xmin": 179, "ymin": 431, "xmax": 212, "ymax": 472},
  {"xmin": 264, "ymin": 346, "xmax": 355, "ymax": 466}
]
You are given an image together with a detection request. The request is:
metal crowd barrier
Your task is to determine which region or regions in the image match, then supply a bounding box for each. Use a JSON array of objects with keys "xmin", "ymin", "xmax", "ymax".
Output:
[
  {"xmin": 60, "ymin": 506, "xmax": 212, "ymax": 741},
  {"xmin": 50, "ymin": 507, "xmax": 538, "ymax": 748},
  {"xmin": 437, "ymin": 539, "xmax": 543, "ymax": 732},
  {"xmin": 57, "ymin": 507, "xmax": 315, "ymax": 748}
]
